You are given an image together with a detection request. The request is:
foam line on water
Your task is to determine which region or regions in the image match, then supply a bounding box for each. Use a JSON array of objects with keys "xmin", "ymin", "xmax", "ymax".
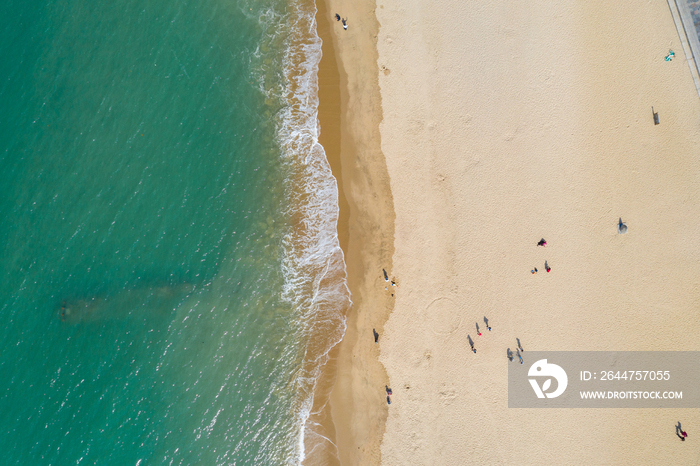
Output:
[
  {"xmin": 243, "ymin": 0, "xmax": 351, "ymax": 461},
  {"xmin": 265, "ymin": 0, "xmax": 352, "ymax": 462}
]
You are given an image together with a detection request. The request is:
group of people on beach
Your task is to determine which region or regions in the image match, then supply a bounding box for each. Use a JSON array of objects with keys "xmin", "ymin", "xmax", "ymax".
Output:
[
  {"xmin": 379, "ymin": 270, "xmax": 397, "ymax": 404},
  {"xmin": 469, "ymin": 320, "xmax": 525, "ymax": 365},
  {"xmin": 334, "ymin": 13, "xmax": 348, "ymax": 30},
  {"xmin": 373, "ymin": 227, "xmax": 695, "ymax": 445},
  {"xmin": 508, "ymin": 339, "xmax": 525, "ymax": 364},
  {"xmin": 469, "ymin": 318, "xmax": 492, "ymax": 353},
  {"xmin": 531, "ymin": 238, "xmax": 551, "ymax": 274}
]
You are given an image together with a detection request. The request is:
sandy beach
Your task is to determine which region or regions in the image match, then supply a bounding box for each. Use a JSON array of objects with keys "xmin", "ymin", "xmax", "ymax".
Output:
[
  {"xmin": 310, "ymin": 0, "xmax": 394, "ymax": 464},
  {"xmin": 317, "ymin": 0, "xmax": 700, "ymax": 464}
]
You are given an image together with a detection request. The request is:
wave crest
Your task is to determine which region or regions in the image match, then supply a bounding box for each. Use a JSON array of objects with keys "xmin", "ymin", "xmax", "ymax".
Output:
[{"xmin": 259, "ymin": 0, "xmax": 352, "ymax": 463}]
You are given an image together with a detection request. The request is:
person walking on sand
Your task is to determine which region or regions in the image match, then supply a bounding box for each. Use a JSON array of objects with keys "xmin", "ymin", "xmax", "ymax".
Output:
[
  {"xmin": 386, "ymin": 385, "xmax": 392, "ymax": 396},
  {"xmin": 342, "ymin": 18, "xmax": 348, "ymax": 30},
  {"xmin": 545, "ymin": 261, "xmax": 551, "ymax": 273},
  {"xmin": 537, "ymin": 238, "xmax": 547, "ymax": 247},
  {"xmin": 618, "ymin": 217, "xmax": 628, "ymax": 234},
  {"xmin": 334, "ymin": 13, "xmax": 340, "ymax": 21},
  {"xmin": 682, "ymin": 430, "xmax": 688, "ymax": 438}
]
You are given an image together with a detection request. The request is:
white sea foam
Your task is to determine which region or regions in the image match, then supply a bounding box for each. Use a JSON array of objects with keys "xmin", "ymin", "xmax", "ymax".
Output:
[{"xmin": 249, "ymin": 0, "xmax": 352, "ymax": 463}]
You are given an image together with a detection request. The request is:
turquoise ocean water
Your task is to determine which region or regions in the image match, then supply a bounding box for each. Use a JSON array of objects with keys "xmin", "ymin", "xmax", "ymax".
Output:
[{"xmin": 0, "ymin": 0, "xmax": 349, "ymax": 464}]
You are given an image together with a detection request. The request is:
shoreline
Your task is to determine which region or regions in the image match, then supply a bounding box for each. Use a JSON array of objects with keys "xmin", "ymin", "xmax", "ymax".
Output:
[
  {"xmin": 298, "ymin": 1, "xmax": 347, "ymax": 463},
  {"xmin": 311, "ymin": 0, "xmax": 395, "ymax": 463}
]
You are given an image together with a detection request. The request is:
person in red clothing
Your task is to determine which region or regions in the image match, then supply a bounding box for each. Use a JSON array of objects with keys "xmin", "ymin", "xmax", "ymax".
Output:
[
  {"xmin": 537, "ymin": 238, "xmax": 547, "ymax": 247},
  {"xmin": 676, "ymin": 422, "xmax": 687, "ymax": 440}
]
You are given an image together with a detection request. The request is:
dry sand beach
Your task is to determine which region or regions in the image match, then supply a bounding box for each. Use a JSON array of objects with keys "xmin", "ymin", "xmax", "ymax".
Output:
[{"xmin": 316, "ymin": 0, "xmax": 700, "ymax": 464}]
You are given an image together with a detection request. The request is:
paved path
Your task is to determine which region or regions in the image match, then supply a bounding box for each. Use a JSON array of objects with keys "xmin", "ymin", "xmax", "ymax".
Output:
[{"xmin": 668, "ymin": 0, "xmax": 700, "ymax": 98}]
